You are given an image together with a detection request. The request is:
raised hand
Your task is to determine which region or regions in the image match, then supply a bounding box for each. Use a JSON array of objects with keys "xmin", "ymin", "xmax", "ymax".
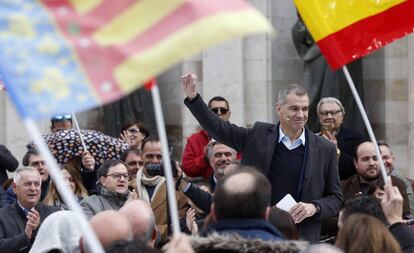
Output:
[
  {"xmin": 25, "ymin": 209, "xmax": 40, "ymax": 240},
  {"xmin": 81, "ymin": 151, "xmax": 95, "ymax": 171},
  {"xmin": 186, "ymin": 208, "xmax": 198, "ymax": 235},
  {"xmin": 181, "ymin": 73, "xmax": 197, "ymax": 99}
]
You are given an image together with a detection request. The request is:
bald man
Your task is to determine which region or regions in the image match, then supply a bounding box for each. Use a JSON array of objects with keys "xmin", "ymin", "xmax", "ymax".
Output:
[
  {"xmin": 203, "ymin": 168, "xmax": 284, "ymax": 241},
  {"xmin": 81, "ymin": 211, "xmax": 133, "ymax": 252},
  {"xmin": 119, "ymin": 200, "xmax": 157, "ymax": 247}
]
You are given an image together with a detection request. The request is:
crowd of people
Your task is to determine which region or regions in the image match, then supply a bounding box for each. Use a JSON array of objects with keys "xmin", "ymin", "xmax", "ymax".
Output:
[{"xmin": 0, "ymin": 73, "xmax": 413, "ymax": 253}]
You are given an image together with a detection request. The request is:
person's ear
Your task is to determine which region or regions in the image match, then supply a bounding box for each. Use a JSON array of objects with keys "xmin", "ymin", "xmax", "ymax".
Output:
[
  {"xmin": 100, "ymin": 176, "xmax": 106, "ymax": 187},
  {"xmin": 12, "ymin": 182, "xmax": 17, "ymax": 194},
  {"xmin": 264, "ymin": 206, "xmax": 271, "ymax": 220},
  {"xmin": 353, "ymin": 159, "xmax": 358, "ymax": 169}
]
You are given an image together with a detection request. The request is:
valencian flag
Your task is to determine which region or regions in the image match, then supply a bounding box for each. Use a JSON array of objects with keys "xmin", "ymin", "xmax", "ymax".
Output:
[
  {"xmin": 0, "ymin": 0, "xmax": 274, "ymax": 119},
  {"xmin": 294, "ymin": 0, "xmax": 414, "ymax": 70}
]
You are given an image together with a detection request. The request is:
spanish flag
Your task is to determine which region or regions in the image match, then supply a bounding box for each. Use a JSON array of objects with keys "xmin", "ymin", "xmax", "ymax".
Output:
[
  {"xmin": 295, "ymin": 0, "xmax": 414, "ymax": 70},
  {"xmin": 0, "ymin": 0, "xmax": 274, "ymax": 119}
]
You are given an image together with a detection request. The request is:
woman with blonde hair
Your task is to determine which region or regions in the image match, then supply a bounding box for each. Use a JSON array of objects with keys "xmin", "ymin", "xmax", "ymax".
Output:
[
  {"xmin": 335, "ymin": 214, "xmax": 402, "ymax": 253},
  {"xmin": 43, "ymin": 164, "xmax": 88, "ymax": 209}
]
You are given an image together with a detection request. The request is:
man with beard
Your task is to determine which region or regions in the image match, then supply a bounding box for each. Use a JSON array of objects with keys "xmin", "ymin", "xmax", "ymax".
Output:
[
  {"xmin": 206, "ymin": 141, "xmax": 237, "ymax": 191},
  {"xmin": 180, "ymin": 141, "xmax": 238, "ymax": 213},
  {"xmin": 341, "ymin": 141, "xmax": 410, "ymax": 215},
  {"xmin": 135, "ymin": 136, "xmax": 188, "ymax": 244}
]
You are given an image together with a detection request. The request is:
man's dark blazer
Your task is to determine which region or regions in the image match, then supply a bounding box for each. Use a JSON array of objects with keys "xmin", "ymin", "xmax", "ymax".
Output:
[
  {"xmin": 335, "ymin": 127, "xmax": 366, "ymax": 180},
  {"xmin": 185, "ymin": 94, "xmax": 343, "ymax": 242},
  {"xmin": 0, "ymin": 202, "xmax": 59, "ymax": 253}
]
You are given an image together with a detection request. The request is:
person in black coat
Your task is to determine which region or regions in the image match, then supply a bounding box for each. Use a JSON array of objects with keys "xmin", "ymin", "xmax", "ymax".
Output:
[
  {"xmin": 382, "ymin": 182, "xmax": 414, "ymax": 253},
  {"xmin": 316, "ymin": 97, "xmax": 366, "ymax": 180},
  {"xmin": 0, "ymin": 167, "xmax": 59, "ymax": 253},
  {"xmin": 0, "ymin": 144, "xmax": 18, "ymax": 186}
]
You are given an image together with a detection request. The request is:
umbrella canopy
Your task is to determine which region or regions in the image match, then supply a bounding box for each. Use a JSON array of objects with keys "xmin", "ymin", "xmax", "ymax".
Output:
[{"xmin": 44, "ymin": 129, "xmax": 129, "ymax": 167}]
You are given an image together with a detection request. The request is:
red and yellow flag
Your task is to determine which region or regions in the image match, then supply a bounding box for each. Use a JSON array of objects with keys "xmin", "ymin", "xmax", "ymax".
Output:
[
  {"xmin": 295, "ymin": 0, "xmax": 414, "ymax": 70},
  {"xmin": 0, "ymin": 0, "xmax": 274, "ymax": 119}
]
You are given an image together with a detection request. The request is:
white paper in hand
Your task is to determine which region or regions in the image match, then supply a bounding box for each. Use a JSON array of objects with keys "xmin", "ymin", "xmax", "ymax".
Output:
[{"xmin": 276, "ymin": 194, "xmax": 297, "ymax": 212}]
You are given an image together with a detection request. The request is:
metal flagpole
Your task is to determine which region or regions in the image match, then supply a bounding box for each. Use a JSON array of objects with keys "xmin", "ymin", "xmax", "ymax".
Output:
[
  {"xmin": 150, "ymin": 83, "xmax": 181, "ymax": 236},
  {"xmin": 342, "ymin": 66, "xmax": 389, "ymax": 183},
  {"xmin": 71, "ymin": 111, "xmax": 88, "ymax": 152},
  {"xmin": 23, "ymin": 119, "xmax": 105, "ymax": 253}
]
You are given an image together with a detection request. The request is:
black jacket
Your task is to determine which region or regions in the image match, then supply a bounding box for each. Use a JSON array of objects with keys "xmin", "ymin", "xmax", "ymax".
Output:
[
  {"xmin": 0, "ymin": 145, "xmax": 18, "ymax": 186},
  {"xmin": 389, "ymin": 222, "xmax": 414, "ymax": 253},
  {"xmin": 0, "ymin": 202, "xmax": 59, "ymax": 253}
]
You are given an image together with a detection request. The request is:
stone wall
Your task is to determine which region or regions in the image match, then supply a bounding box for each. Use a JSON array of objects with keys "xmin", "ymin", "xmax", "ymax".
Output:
[{"xmin": 1, "ymin": 1, "xmax": 413, "ymax": 177}]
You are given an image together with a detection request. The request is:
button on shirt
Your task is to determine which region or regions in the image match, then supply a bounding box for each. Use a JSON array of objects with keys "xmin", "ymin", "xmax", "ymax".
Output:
[{"xmin": 278, "ymin": 127, "xmax": 306, "ymax": 149}]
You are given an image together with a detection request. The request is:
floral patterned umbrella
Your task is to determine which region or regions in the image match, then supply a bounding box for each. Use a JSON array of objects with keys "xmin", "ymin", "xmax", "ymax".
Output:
[{"xmin": 44, "ymin": 129, "xmax": 128, "ymax": 166}]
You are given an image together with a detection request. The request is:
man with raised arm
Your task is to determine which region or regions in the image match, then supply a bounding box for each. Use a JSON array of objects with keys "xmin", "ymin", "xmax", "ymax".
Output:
[{"xmin": 181, "ymin": 73, "xmax": 342, "ymax": 242}]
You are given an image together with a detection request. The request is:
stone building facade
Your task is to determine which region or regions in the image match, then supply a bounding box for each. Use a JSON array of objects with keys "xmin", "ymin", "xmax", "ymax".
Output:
[{"xmin": 1, "ymin": 1, "xmax": 413, "ymax": 177}]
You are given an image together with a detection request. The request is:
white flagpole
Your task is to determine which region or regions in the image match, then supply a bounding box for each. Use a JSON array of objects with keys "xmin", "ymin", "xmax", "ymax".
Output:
[
  {"xmin": 150, "ymin": 84, "xmax": 181, "ymax": 236},
  {"xmin": 71, "ymin": 111, "xmax": 88, "ymax": 152},
  {"xmin": 342, "ymin": 66, "xmax": 389, "ymax": 183},
  {"xmin": 23, "ymin": 119, "xmax": 105, "ymax": 253}
]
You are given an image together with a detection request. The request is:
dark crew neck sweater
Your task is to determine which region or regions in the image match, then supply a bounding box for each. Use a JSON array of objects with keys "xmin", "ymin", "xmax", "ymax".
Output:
[{"xmin": 269, "ymin": 143, "xmax": 305, "ymax": 205}]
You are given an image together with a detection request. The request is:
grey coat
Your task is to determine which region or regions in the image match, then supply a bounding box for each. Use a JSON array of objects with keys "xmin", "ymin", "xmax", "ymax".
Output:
[
  {"xmin": 185, "ymin": 95, "xmax": 343, "ymax": 242},
  {"xmin": 80, "ymin": 187, "xmax": 128, "ymax": 219}
]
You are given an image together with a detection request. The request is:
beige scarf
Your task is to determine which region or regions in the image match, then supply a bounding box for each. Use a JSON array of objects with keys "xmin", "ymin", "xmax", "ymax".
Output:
[{"xmin": 136, "ymin": 168, "xmax": 165, "ymax": 203}]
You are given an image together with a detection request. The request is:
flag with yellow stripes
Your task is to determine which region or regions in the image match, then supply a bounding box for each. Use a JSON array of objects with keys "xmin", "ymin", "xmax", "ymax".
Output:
[
  {"xmin": 295, "ymin": 0, "xmax": 414, "ymax": 70},
  {"xmin": 0, "ymin": 0, "xmax": 274, "ymax": 119}
]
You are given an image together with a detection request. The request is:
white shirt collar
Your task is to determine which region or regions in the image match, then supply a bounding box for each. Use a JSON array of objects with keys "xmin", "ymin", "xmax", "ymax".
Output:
[{"xmin": 278, "ymin": 126, "xmax": 306, "ymax": 150}]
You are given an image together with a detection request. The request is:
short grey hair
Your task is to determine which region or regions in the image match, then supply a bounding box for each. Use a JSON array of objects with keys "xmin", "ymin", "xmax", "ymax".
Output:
[
  {"xmin": 317, "ymin": 97, "xmax": 346, "ymax": 114},
  {"xmin": 142, "ymin": 212, "xmax": 156, "ymax": 242},
  {"xmin": 13, "ymin": 166, "xmax": 40, "ymax": 185},
  {"xmin": 206, "ymin": 141, "xmax": 237, "ymax": 160},
  {"xmin": 277, "ymin": 84, "xmax": 308, "ymax": 104}
]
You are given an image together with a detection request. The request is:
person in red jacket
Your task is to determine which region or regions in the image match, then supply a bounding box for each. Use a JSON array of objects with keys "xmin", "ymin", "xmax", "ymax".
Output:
[{"xmin": 182, "ymin": 96, "xmax": 231, "ymax": 179}]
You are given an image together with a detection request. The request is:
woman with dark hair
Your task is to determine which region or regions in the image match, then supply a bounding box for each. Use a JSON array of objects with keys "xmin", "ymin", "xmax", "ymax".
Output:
[
  {"xmin": 43, "ymin": 164, "xmax": 88, "ymax": 209},
  {"xmin": 335, "ymin": 214, "xmax": 402, "ymax": 253},
  {"xmin": 268, "ymin": 207, "xmax": 299, "ymax": 240},
  {"xmin": 120, "ymin": 121, "xmax": 150, "ymax": 150}
]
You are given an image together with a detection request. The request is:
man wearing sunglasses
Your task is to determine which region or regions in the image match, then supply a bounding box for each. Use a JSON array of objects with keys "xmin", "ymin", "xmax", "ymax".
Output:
[
  {"xmin": 50, "ymin": 113, "xmax": 73, "ymax": 133},
  {"xmin": 182, "ymin": 96, "xmax": 231, "ymax": 179},
  {"xmin": 182, "ymin": 73, "xmax": 342, "ymax": 243}
]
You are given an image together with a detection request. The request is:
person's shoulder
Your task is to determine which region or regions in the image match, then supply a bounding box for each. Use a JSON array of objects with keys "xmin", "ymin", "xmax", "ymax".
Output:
[
  {"xmin": 0, "ymin": 203, "xmax": 13, "ymax": 215},
  {"xmin": 252, "ymin": 121, "xmax": 276, "ymax": 131},
  {"xmin": 187, "ymin": 129, "xmax": 208, "ymax": 139},
  {"xmin": 341, "ymin": 174, "xmax": 358, "ymax": 187},
  {"xmin": 390, "ymin": 175, "xmax": 407, "ymax": 188},
  {"xmin": 37, "ymin": 203, "xmax": 61, "ymax": 213},
  {"xmin": 307, "ymin": 129, "xmax": 336, "ymax": 148}
]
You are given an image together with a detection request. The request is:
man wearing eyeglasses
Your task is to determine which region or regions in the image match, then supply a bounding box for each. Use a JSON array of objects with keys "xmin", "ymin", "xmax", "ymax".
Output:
[
  {"xmin": 50, "ymin": 113, "xmax": 73, "ymax": 133},
  {"xmin": 135, "ymin": 136, "xmax": 189, "ymax": 243},
  {"xmin": 317, "ymin": 97, "xmax": 366, "ymax": 180},
  {"xmin": 182, "ymin": 96, "xmax": 232, "ymax": 179},
  {"xmin": 80, "ymin": 160, "xmax": 137, "ymax": 219},
  {"xmin": 181, "ymin": 74, "xmax": 342, "ymax": 243}
]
